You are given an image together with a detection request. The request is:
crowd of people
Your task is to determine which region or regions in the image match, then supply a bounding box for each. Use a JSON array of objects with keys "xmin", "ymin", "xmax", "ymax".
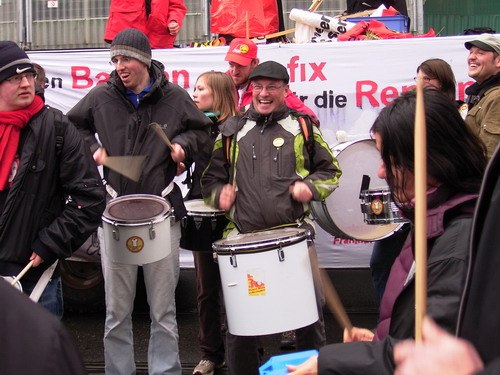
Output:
[{"xmin": 0, "ymin": 4, "xmax": 499, "ymax": 374}]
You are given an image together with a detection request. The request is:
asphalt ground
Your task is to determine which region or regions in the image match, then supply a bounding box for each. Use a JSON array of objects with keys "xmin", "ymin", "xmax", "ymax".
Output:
[{"xmin": 63, "ymin": 268, "xmax": 379, "ymax": 374}]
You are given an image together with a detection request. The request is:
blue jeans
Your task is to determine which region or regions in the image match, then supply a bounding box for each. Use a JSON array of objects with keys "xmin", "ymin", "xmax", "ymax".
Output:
[{"xmin": 22, "ymin": 276, "xmax": 64, "ymax": 319}]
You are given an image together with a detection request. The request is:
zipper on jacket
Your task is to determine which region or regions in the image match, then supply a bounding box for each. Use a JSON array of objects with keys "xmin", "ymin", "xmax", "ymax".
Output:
[
  {"xmin": 252, "ymin": 143, "xmax": 256, "ymax": 176},
  {"xmin": 274, "ymin": 147, "xmax": 281, "ymax": 177}
]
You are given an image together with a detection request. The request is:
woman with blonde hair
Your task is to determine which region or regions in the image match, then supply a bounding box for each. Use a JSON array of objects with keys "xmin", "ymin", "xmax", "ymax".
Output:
[{"xmin": 182, "ymin": 70, "xmax": 238, "ymax": 375}]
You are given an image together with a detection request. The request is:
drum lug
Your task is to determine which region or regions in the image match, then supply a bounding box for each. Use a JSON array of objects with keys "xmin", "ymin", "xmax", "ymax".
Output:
[
  {"xmin": 149, "ymin": 221, "xmax": 156, "ymax": 240},
  {"xmin": 112, "ymin": 222, "xmax": 119, "ymax": 241},
  {"xmin": 194, "ymin": 217, "xmax": 203, "ymax": 230},
  {"xmin": 230, "ymin": 250, "xmax": 238, "ymax": 268},
  {"xmin": 277, "ymin": 245, "xmax": 285, "ymax": 262},
  {"xmin": 211, "ymin": 217, "xmax": 218, "ymax": 231}
]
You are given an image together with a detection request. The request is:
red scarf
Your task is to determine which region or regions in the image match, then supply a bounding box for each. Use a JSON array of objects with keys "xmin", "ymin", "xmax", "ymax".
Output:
[{"xmin": 0, "ymin": 95, "xmax": 44, "ymax": 190}]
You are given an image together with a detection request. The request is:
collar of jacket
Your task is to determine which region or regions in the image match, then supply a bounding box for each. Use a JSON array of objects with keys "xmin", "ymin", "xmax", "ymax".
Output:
[
  {"xmin": 465, "ymin": 71, "xmax": 500, "ymax": 97},
  {"xmin": 245, "ymin": 104, "xmax": 290, "ymax": 125},
  {"xmin": 108, "ymin": 59, "xmax": 168, "ymax": 101}
]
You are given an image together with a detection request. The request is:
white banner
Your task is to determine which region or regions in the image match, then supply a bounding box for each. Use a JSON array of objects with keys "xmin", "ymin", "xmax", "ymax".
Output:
[
  {"xmin": 28, "ymin": 35, "xmax": 476, "ymax": 147},
  {"xmin": 28, "ymin": 35, "xmax": 477, "ymax": 268}
]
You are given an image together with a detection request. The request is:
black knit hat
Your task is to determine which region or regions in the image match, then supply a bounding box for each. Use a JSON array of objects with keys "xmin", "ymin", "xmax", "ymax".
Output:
[
  {"xmin": 249, "ymin": 61, "xmax": 290, "ymax": 84},
  {"xmin": 110, "ymin": 28, "xmax": 152, "ymax": 68},
  {"xmin": 0, "ymin": 41, "xmax": 35, "ymax": 83}
]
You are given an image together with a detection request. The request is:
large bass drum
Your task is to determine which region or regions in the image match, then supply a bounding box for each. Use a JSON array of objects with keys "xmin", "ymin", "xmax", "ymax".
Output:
[{"xmin": 311, "ymin": 139, "xmax": 404, "ymax": 241}]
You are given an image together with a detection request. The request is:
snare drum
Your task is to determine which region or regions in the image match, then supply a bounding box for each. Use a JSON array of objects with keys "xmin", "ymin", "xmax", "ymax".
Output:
[
  {"xmin": 360, "ymin": 188, "xmax": 408, "ymax": 225},
  {"xmin": 311, "ymin": 139, "xmax": 404, "ymax": 241},
  {"xmin": 180, "ymin": 199, "xmax": 228, "ymax": 252},
  {"xmin": 213, "ymin": 227, "xmax": 318, "ymax": 336},
  {"xmin": 102, "ymin": 194, "xmax": 172, "ymax": 265},
  {"xmin": 2, "ymin": 276, "xmax": 23, "ymax": 292}
]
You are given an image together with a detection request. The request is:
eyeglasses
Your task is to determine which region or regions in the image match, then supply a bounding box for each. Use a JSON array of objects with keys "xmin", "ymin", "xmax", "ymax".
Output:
[
  {"xmin": 253, "ymin": 84, "xmax": 285, "ymax": 93},
  {"xmin": 414, "ymin": 76, "xmax": 435, "ymax": 83},
  {"xmin": 5, "ymin": 72, "xmax": 37, "ymax": 85},
  {"xmin": 109, "ymin": 56, "xmax": 133, "ymax": 66}
]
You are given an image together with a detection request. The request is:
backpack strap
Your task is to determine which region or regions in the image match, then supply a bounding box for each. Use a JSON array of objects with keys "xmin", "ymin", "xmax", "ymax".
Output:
[
  {"xmin": 52, "ymin": 107, "xmax": 64, "ymax": 156},
  {"xmin": 297, "ymin": 115, "xmax": 316, "ymax": 172}
]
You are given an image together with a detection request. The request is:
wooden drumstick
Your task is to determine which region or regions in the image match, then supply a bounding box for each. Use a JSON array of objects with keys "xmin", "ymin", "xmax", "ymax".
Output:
[
  {"xmin": 309, "ymin": 246, "xmax": 353, "ymax": 337},
  {"xmin": 319, "ymin": 268, "xmax": 353, "ymax": 338},
  {"xmin": 10, "ymin": 260, "xmax": 35, "ymax": 286},
  {"xmin": 414, "ymin": 75, "xmax": 427, "ymax": 343},
  {"xmin": 150, "ymin": 122, "xmax": 174, "ymax": 152},
  {"xmin": 103, "ymin": 155, "xmax": 146, "ymax": 182}
]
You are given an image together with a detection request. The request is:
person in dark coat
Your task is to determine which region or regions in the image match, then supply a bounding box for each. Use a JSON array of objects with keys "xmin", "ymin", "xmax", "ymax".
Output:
[
  {"xmin": 0, "ymin": 279, "xmax": 86, "ymax": 375},
  {"xmin": 0, "ymin": 41, "xmax": 105, "ymax": 318},
  {"xmin": 288, "ymin": 89, "xmax": 487, "ymax": 375},
  {"xmin": 393, "ymin": 145, "xmax": 500, "ymax": 375}
]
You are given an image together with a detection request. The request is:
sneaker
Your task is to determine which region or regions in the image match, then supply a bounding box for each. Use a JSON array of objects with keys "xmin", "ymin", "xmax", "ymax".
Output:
[
  {"xmin": 280, "ymin": 330, "xmax": 296, "ymax": 350},
  {"xmin": 193, "ymin": 359, "xmax": 224, "ymax": 375}
]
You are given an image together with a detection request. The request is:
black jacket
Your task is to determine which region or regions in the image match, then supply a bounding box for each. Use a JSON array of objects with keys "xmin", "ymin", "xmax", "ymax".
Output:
[
  {"xmin": 458, "ymin": 146, "xmax": 500, "ymax": 374},
  {"xmin": 317, "ymin": 191, "xmax": 477, "ymax": 375},
  {"xmin": 0, "ymin": 280, "xmax": 86, "ymax": 375},
  {"xmin": 0, "ymin": 105, "xmax": 106, "ymax": 282},
  {"xmin": 68, "ymin": 60, "xmax": 211, "ymax": 197}
]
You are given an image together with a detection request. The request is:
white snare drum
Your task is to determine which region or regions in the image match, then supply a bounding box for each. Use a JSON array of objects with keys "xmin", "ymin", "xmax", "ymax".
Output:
[
  {"xmin": 311, "ymin": 139, "xmax": 404, "ymax": 241},
  {"xmin": 360, "ymin": 188, "xmax": 408, "ymax": 225},
  {"xmin": 213, "ymin": 227, "xmax": 318, "ymax": 336},
  {"xmin": 180, "ymin": 199, "xmax": 228, "ymax": 252},
  {"xmin": 102, "ymin": 194, "xmax": 172, "ymax": 265}
]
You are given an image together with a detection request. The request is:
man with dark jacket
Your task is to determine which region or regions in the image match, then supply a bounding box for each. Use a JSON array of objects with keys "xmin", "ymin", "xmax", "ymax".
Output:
[
  {"xmin": 68, "ymin": 28, "xmax": 211, "ymax": 375},
  {"xmin": 202, "ymin": 61, "xmax": 341, "ymax": 375},
  {"xmin": 0, "ymin": 41, "xmax": 106, "ymax": 318},
  {"xmin": 464, "ymin": 33, "xmax": 500, "ymax": 159}
]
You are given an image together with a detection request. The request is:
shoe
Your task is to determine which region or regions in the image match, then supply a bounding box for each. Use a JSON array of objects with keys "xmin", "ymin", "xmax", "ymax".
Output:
[
  {"xmin": 193, "ymin": 359, "xmax": 224, "ymax": 375},
  {"xmin": 280, "ymin": 330, "xmax": 296, "ymax": 350}
]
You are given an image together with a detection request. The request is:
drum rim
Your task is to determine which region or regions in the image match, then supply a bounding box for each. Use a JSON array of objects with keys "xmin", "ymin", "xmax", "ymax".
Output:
[
  {"xmin": 102, "ymin": 194, "xmax": 171, "ymax": 225},
  {"xmin": 213, "ymin": 228, "xmax": 309, "ymax": 255}
]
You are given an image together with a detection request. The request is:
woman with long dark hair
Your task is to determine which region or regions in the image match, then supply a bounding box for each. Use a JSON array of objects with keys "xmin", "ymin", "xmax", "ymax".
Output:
[{"xmin": 288, "ymin": 89, "xmax": 487, "ymax": 375}]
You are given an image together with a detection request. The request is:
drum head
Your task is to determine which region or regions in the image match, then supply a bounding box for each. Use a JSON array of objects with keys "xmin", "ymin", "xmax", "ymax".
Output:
[
  {"xmin": 214, "ymin": 227, "xmax": 308, "ymax": 254},
  {"xmin": 103, "ymin": 194, "xmax": 170, "ymax": 224},
  {"xmin": 317, "ymin": 140, "xmax": 401, "ymax": 241},
  {"xmin": 185, "ymin": 199, "xmax": 224, "ymax": 216}
]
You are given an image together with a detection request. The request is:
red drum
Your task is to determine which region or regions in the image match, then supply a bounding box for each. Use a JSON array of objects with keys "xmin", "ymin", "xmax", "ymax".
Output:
[
  {"xmin": 311, "ymin": 140, "xmax": 404, "ymax": 241},
  {"xmin": 180, "ymin": 199, "xmax": 228, "ymax": 252}
]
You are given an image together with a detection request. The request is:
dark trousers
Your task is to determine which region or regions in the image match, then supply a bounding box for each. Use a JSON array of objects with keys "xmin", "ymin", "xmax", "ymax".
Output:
[{"xmin": 193, "ymin": 251, "xmax": 225, "ymax": 365}]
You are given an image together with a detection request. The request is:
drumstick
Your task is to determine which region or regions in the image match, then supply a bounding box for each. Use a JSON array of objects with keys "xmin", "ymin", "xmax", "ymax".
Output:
[
  {"xmin": 150, "ymin": 122, "xmax": 174, "ymax": 152},
  {"xmin": 10, "ymin": 260, "xmax": 35, "ymax": 286},
  {"xmin": 309, "ymin": 247, "xmax": 353, "ymax": 337},
  {"xmin": 103, "ymin": 155, "xmax": 146, "ymax": 182},
  {"xmin": 319, "ymin": 268, "xmax": 353, "ymax": 338},
  {"xmin": 414, "ymin": 75, "xmax": 427, "ymax": 343}
]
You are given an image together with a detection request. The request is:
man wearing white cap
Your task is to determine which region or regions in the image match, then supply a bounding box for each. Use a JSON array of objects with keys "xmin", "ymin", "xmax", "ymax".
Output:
[{"xmin": 464, "ymin": 33, "xmax": 500, "ymax": 159}]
